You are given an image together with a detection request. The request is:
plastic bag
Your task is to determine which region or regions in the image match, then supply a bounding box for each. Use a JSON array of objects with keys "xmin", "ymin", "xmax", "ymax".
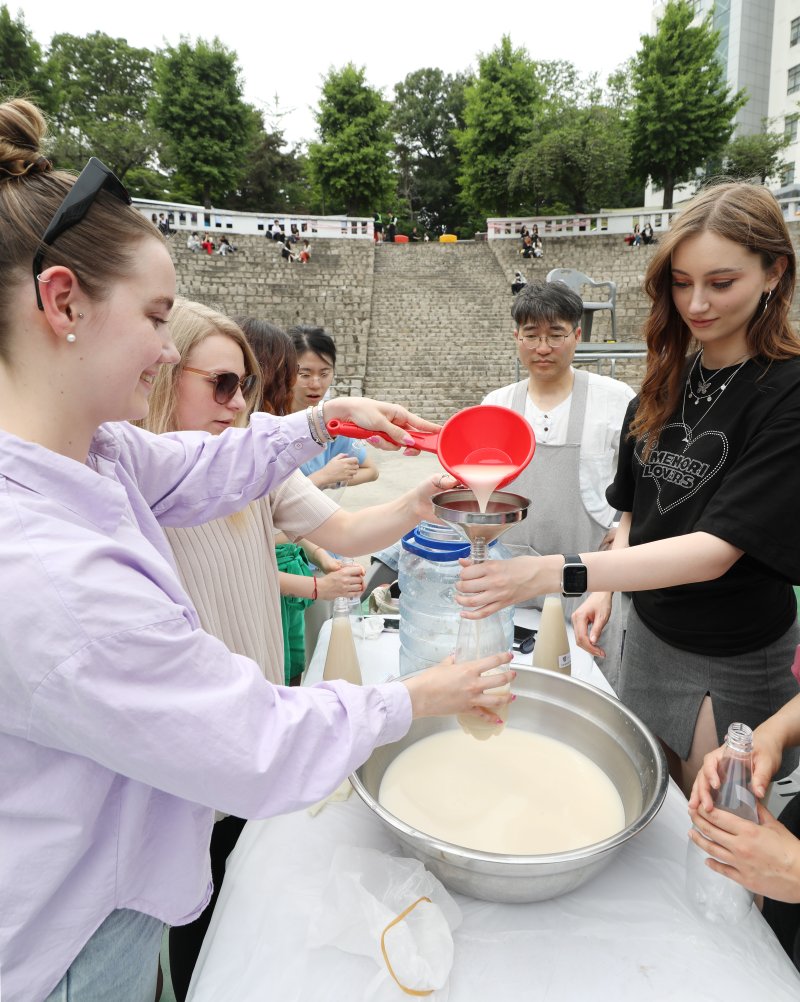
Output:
[{"xmin": 307, "ymin": 845, "xmax": 462, "ymax": 1001}]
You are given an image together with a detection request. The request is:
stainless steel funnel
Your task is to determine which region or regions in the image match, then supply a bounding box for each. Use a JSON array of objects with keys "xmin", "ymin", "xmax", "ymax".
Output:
[{"xmin": 431, "ymin": 489, "xmax": 529, "ymax": 559}]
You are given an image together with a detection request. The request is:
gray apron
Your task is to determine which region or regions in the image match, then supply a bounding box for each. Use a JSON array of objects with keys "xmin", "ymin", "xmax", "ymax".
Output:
[{"xmin": 499, "ymin": 369, "xmax": 627, "ymax": 685}]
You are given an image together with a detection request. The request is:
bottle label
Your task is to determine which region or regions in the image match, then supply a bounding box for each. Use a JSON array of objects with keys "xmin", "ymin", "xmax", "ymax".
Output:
[{"xmin": 558, "ymin": 652, "xmax": 571, "ymax": 670}]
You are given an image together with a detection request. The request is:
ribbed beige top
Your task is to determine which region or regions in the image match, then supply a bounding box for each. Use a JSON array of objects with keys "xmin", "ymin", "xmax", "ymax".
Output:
[{"xmin": 165, "ymin": 471, "xmax": 338, "ymax": 685}]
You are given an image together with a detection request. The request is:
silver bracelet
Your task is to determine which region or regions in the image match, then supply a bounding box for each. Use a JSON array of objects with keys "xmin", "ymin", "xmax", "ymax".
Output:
[
  {"xmin": 306, "ymin": 405, "xmax": 323, "ymax": 446},
  {"xmin": 314, "ymin": 400, "xmax": 334, "ymax": 443}
]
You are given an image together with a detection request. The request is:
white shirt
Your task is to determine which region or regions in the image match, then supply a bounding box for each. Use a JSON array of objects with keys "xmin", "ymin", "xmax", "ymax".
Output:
[{"xmin": 483, "ymin": 370, "xmax": 636, "ymax": 527}]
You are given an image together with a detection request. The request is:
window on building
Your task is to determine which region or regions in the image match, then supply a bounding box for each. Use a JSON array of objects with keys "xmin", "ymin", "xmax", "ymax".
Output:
[
  {"xmin": 786, "ymin": 115, "xmax": 799, "ymax": 142},
  {"xmin": 782, "ymin": 165, "xmax": 795, "ymax": 187},
  {"xmin": 792, "ymin": 16, "xmax": 800, "ymax": 46},
  {"xmin": 789, "ymin": 64, "xmax": 800, "ymax": 94}
]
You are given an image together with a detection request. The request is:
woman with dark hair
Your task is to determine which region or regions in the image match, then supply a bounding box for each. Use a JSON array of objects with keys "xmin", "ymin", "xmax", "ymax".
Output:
[
  {"xmin": 459, "ymin": 181, "xmax": 800, "ymax": 796},
  {"xmin": 289, "ymin": 324, "xmax": 379, "ymax": 491},
  {"xmin": 0, "ymin": 98, "xmax": 513, "ymax": 1002}
]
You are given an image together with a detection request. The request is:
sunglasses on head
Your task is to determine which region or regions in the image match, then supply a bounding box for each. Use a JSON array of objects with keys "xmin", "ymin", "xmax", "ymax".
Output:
[
  {"xmin": 183, "ymin": 366, "xmax": 258, "ymax": 404},
  {"xmin": 33, "ymin": 157, "xmax": 132, "ymax": 311}
]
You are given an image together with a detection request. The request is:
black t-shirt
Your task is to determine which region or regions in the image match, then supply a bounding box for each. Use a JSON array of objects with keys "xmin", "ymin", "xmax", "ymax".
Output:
[{"xmin": 607, "ymin": 355, "xmax": 800, "ymax": 655}]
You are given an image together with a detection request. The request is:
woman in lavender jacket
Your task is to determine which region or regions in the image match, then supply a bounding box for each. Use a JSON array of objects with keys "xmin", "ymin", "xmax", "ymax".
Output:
[{"xmin": 0, "ymin": 99, "xmax": 513, "ymax": 1002}]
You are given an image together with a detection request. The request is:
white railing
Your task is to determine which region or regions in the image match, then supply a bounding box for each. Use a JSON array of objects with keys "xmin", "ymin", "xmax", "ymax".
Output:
[
  {"xmin": 132, "ymin": 198, "xmax": 374, "ymax": 240},
  {"xmin": 486, "ymin": 209, "xmax": 679, "ymax": 239},
  {"xmin": 488, "ymin": 197, "xmax": 800, "ymax": 239}
]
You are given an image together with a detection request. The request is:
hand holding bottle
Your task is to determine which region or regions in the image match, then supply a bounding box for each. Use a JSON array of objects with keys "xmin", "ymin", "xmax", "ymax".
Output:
[
  {"xmin": 402, "ymin": 651, "xmax": 514, "ymax": 722},
  {"xmin": 688, "ymin": 801, "xmax": 800, "ymax": 904},
  {"xmin": 316, "ymin": 562, "xmax": 365, "ymax": 601}
]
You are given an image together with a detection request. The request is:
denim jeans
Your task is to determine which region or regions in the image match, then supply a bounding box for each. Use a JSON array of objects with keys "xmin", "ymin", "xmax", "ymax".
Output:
[{"xmin": 43, "ymin": 908, "xmax": 163, "ymax": 1002}]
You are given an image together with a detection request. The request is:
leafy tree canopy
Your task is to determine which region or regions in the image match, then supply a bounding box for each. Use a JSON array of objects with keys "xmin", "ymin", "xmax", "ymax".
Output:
[
  {"xmin": 722, "ymin": 126, "xmax": 791, "ymax": 186},
  {"xmin": 153, "ymin": 37, "xmax": 257, "ymax": 207},
  {"xmin": 629, "ymin": 0, "xmax": 746, "ymax": 208},
  {"xmin": 457, "ymin": 36, "xmax": 541, "ymax": 218},
  {"xmin": 0, "ymin": 5, "xmax": 49, "ymax": 106},
  {"xmin": 46, "ymin": 32, "xmax": 158, "ymax": 180},
  {"xmin": 308, "ymin": 63, "xmax": 394, "ymax": 216},
  {"xmin": 391, "ymin": 67, "xmax": 469, "ymax": 230}
]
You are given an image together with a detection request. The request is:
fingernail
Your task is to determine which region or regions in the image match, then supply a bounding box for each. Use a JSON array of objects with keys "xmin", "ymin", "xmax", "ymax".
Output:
[
  {"xmin": 495, "ymin": 717, "xmax": 504, "ymax": 725},
  {"xmin": 367, "ymin": 435, "xmax": 381, "ymax": 446},
  {"xmin": 403, "ymin": 434, "xmax": 416, "ymax": 446},
  {"xmin": 511, "ymin": 694, "xmax": 517, "ymax": 702}
]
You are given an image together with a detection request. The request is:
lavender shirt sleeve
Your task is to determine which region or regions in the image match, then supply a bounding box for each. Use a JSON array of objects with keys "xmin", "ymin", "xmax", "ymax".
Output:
[
  {"xmin": 112, "ymin": 411, "xmax": 322, "ymax": 527},
  {"xmin": 27, "ymin": 617, "xmax": 412, "ymax": 818}
]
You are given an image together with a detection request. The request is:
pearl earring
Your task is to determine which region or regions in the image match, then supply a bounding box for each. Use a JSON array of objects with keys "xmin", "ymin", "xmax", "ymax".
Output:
[{"xmin": 66, "ymin": 333, "xmax": 77, "ymax": 343}]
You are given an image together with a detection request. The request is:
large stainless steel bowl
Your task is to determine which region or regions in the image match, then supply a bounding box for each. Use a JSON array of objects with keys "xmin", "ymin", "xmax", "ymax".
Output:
[{"xmin": 351, "ymin": 666, "xmax": 668, "ymax": 903}]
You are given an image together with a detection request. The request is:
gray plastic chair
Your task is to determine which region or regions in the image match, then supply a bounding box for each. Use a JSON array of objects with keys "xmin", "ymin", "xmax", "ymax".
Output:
[{"xmin": 546, "ymin": 268, "xmax": 617, "ymax": 342}]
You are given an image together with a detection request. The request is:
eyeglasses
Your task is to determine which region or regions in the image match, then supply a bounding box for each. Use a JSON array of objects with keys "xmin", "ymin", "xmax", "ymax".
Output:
[
  {"xmin": 183, "ymin": 366, "xmax": 258, "ymax": 404},
  {"xmin": 518, "ymin": 332, "xmax": 575, "ymax": 348},
  {"xmin": 296, "ymin": 369, "xmax": 332, "ymax": 382},
  {"xmin": 33, "ymin": 157, "xmax": 132, "ymax": 311}
]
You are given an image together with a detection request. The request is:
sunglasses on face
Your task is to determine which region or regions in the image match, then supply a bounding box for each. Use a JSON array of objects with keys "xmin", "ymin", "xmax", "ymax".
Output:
[
  {"xmin": 183, "ymin": 366, "xmax": 258, "ymax": 404},
  {"xmin": 33, "ymin": 157, "xmax": 132, "ymax": 311}
]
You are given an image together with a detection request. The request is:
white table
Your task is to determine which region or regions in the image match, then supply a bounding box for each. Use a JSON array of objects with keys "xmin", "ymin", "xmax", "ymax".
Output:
[{"xmin": 188, "ymin": 615, "xmax": 800, "ymax": 1001}]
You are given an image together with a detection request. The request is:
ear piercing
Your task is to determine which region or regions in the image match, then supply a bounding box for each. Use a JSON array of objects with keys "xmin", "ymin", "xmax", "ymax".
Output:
[{"xmin": 66, "ymin": 334, "xmax": 77, "ymax": 343}]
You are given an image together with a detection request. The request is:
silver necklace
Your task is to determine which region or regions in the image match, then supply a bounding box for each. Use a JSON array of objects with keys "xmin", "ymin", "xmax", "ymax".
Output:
[
  {"xmin": 680, "ymin": 354, "xmax": 749, "ymax": 449},
  {"xmin": 688, "ymin": 352, "xmax": 747, "ymax": 404}
]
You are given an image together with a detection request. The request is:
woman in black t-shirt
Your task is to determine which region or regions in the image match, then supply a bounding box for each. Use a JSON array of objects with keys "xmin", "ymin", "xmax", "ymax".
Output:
[{"xmin": 457, "ymin": 182, "xmax": 800, "ymax": 795}]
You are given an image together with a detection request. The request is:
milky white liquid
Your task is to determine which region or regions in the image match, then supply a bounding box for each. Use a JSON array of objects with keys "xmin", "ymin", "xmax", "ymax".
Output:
[
  {"xmin": 322, "ymin": 616, "xmax": 363, "ymax": 685},
  {"xmin": 450, "ymin": 464, "xmax": 519, "ymax": 513},
  {"xmin": 531, "ymin": 595, "xmax": 572, "ymax": 675},
  {"xmin": 379, "ymin": 729, "xmax": 625, "ymax": 854}
]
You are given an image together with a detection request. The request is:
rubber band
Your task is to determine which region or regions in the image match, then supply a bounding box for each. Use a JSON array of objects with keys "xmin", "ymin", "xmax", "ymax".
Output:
[
  {"xmin": 379, "ymin": 896, "xmax": 435, "ymax": 997},
  {"xmin": 312, "ymin": 576, "xmax": 318, "ymax": 601}
]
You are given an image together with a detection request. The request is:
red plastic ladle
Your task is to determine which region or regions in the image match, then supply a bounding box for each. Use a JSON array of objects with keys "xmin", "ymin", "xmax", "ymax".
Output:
[{"xmin": 326, "ymin": 405, "xmax": 536, "ymax": 491}]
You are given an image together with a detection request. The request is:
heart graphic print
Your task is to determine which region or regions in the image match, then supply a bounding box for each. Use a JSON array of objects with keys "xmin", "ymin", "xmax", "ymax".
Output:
[{"xmin": 635, "ymin": 423, "xmax": 729, "ymax": 515}]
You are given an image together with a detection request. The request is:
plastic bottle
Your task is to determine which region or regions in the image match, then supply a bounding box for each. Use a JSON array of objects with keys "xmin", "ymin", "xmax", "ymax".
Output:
[
  {"xmin": 454, "ymin": 614, "xmax": 511, "ymax": 740},
  {"xmin": 322, "ymin": 597, "xmax": 362, "ymax": 685},
  {"xmin": 685, "ymin": 721, "xmax": 759, "ymax": 923},
  {"xmin": 530, "ymin": 595, "xmax": 572, "ymax": 675},
  {"xmin": 398, "ymin": 522, "xmax": 513, "ymax": 675}
]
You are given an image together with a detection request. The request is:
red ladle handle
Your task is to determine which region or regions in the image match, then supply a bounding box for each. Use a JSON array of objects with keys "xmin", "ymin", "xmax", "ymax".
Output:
[{"xmin": 326, "ymin": 419, "xmax": 440, "ymax": 453}]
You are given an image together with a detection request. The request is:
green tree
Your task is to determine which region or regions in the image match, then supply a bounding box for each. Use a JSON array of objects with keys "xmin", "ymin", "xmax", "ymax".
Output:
[
  {"xmin": 456, "ymin": 36, "xmax": 541, "ymax": 218},
  {"xmin": 308, "ymin": 63, "xmax": 394, "ymax": 216},
  {"xmin": 46, "ymin": 32, "xmax": 158, "ymax": 181},
  {"xmin": 391, "ymin": 67, "xmax": 469, "ymax": 230},
  {"xmin": 222, "ymin": 107, "xmax": 312, "ymax": 212},
  {"xmin": 153, "ymin": 37, "xmax": 256, "ymax": 207},
  {"xmin": 0, "ymin": 5, "xmax": 49, "ymax": 107},
  {"xmin": 722, "ymin": 126, "xmax": 791, "ymax": 185},
  {"xmin": 509, "ymin": 61, "xmax": 640, "ymax": 214},
  {"xmin": 629, "ymin": 0, "xmax": 746, "ymax": 208}
]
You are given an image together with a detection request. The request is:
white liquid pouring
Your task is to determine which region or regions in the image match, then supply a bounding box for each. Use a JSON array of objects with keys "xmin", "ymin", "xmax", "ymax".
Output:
[
  {"xmin": 379, "ymin": 728, "xmax": 626, "ymax": 855},
  {"xmin": 450, "ymin": 463, "xmax": 519, "ymax": 512}
]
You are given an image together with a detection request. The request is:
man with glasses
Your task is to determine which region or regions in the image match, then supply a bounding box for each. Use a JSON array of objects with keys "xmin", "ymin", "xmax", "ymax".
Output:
[{"xmin": 482, "ymin": 281, "xmax": 635, "ymax": 678}]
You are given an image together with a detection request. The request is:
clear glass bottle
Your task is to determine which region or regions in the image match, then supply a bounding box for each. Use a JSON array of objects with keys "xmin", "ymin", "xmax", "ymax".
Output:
[
  {"xmin": 531, "ymin": 595, "xmax": 571, "ymax": 675},
  {"xmin": 453, "ymin": 606, "xmax": 511, "ymax": 741},
  {"xmin": 685, "ymin": 722, "xmax": 759, "ymax": 923},
  {"xmin": 322, "ymin": 597, "xmax": 362, "ymax": 685}
]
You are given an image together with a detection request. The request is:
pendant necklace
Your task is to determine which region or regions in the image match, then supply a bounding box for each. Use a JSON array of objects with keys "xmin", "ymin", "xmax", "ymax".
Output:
[
  {"xmin": 687, "ymin": 352, "xmax": 746, "ymax": 405},
  {"xmin": 680, "ymin": 353, "xmax": 750, "ymax": 450}
]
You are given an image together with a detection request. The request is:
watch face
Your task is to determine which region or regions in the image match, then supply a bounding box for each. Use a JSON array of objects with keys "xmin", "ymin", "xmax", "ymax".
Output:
[{"xmin": 563, "ymin": 563, "xmax": 587, "ymax": 596}]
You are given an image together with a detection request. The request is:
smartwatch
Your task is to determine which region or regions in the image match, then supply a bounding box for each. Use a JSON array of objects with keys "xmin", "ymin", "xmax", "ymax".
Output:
[{"xmin": 561, "ymin": 555, "xmax": 588, "ymax": 598}]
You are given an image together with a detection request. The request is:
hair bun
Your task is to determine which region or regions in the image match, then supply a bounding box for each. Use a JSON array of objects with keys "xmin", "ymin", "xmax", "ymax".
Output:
[{"xmin": 0, "ymin": 98, "xmax": 49, "ymax": 180}]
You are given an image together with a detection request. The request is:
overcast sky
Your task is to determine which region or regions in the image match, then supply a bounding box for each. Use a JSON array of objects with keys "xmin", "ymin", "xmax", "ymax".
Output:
[{"xmin": 20, "ymin": 1, "xmax": 654, "ymax": 146}]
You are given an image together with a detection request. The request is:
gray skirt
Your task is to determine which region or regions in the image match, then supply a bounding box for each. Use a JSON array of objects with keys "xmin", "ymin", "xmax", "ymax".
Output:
[{"xmin": 619, "ymin": 604, "xmax": 800, "ymax": 775}]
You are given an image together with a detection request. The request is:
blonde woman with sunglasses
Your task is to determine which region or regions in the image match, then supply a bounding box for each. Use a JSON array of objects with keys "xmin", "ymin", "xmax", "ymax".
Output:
[{"xmin": 0, "ymin": 100, "xmax": 513, "ymax": 1002}]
